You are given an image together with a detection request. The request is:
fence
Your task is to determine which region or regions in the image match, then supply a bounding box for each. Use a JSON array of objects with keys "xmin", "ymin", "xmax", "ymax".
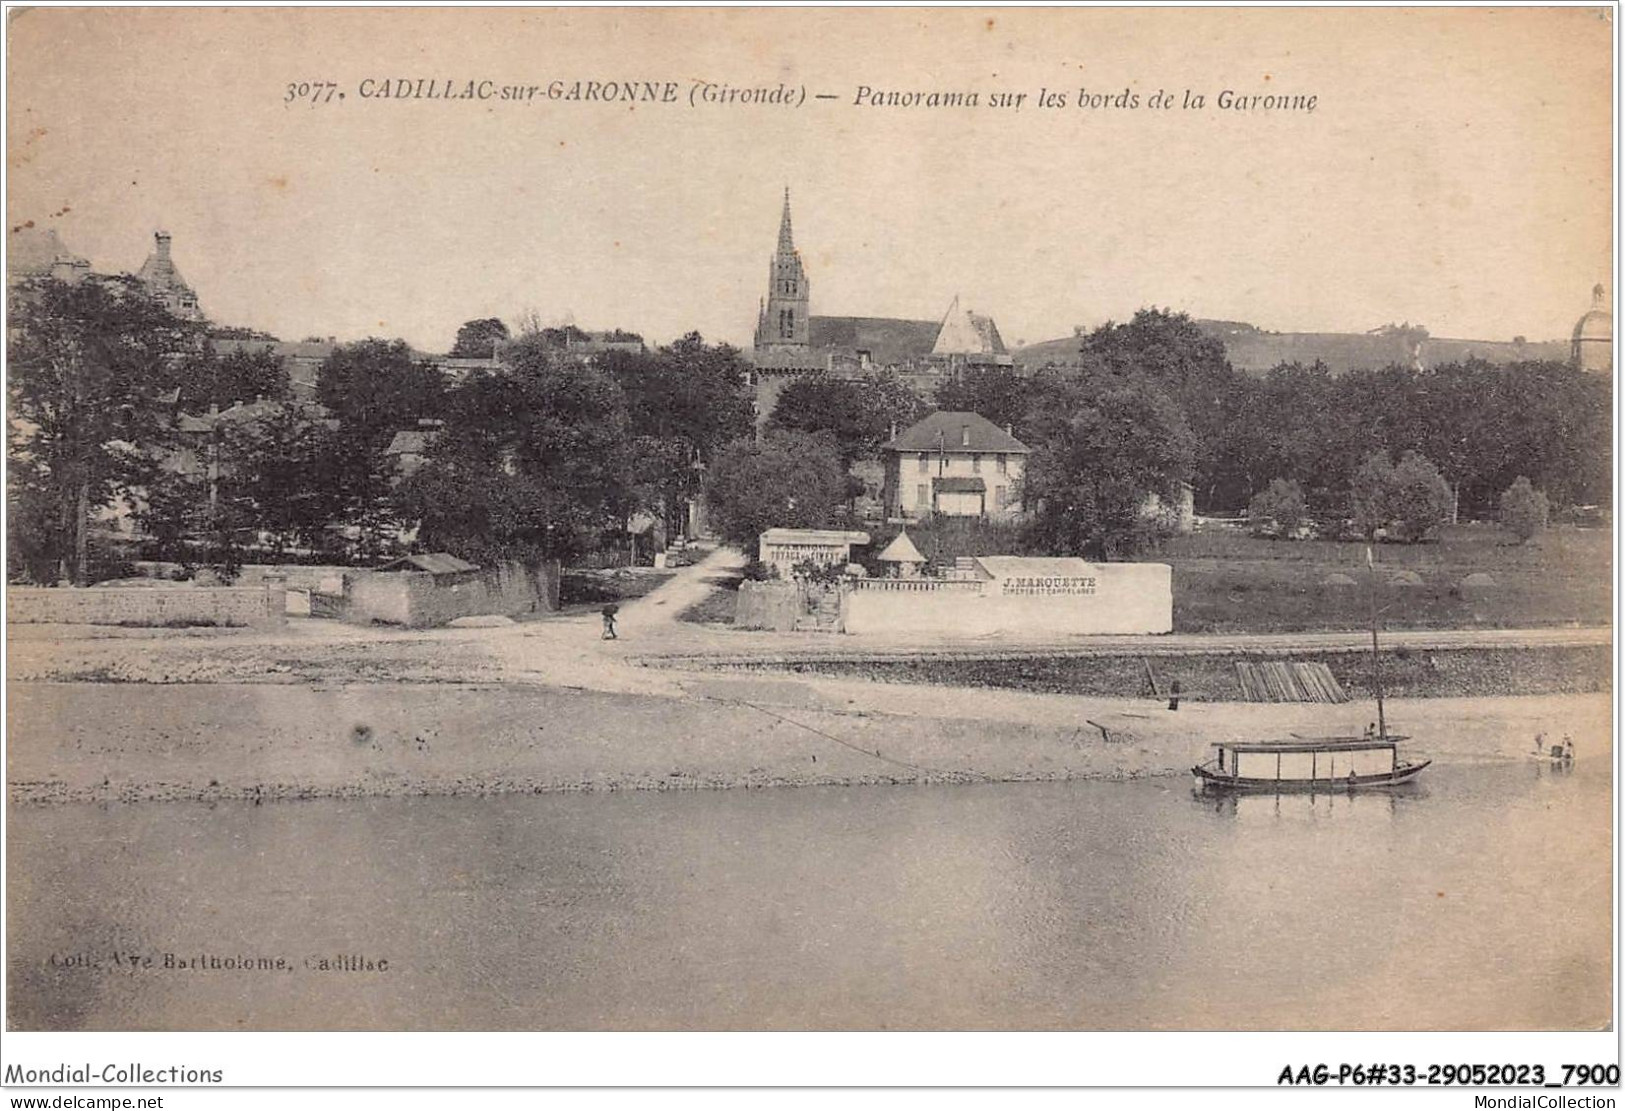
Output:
[{"xmin": 848, "ymin": 578, "xmax": 984, "ymax": 593}]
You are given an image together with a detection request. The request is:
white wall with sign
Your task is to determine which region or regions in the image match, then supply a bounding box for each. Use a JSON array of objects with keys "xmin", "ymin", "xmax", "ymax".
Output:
[{"xmin": 843, "ymin": 557, "xmax": 1172, "ymax": 637}]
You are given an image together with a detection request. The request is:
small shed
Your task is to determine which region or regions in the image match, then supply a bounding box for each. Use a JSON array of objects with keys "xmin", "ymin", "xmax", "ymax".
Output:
[
  {"xmin": 759, "ymin": 528, "xmax": 871, "ymax": 579},
  {"xmin": 877, "ymin": 529, "xmax": 927, "ymax": 578},
  {"xmin": 376, "ymin": 552, "xmax": 478, "ymax": 579}
]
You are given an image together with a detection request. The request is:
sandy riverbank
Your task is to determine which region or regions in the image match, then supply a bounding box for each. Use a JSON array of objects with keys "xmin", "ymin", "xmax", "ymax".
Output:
[{"xmin": 7, "ymin": 678, "xmax": 1610, "ymax": 805}]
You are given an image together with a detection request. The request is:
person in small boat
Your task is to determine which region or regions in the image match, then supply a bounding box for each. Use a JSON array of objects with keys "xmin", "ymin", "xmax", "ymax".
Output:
[{"xmin": 1560, "ymin": 733, "xmax": 1574, "ymax": 761}]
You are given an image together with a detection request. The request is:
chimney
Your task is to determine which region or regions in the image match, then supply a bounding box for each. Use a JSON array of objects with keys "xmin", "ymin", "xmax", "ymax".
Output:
[
  {"xmin": 961, "ymin": 424, "xmax": 970, "ymax": 447},
  {"xmin": 1006, "ymin": 423, "xmax": 1014, "ymax": 436},
  {"xmin": 154, "ymin": 231, "xmax": 171, "ymax": 260}
]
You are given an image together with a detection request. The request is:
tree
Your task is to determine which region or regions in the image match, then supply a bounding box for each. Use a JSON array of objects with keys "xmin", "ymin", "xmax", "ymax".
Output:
[
  {"xmin": 316, "ymin": 339, "xmax": 446, "ymax": 437},
  {"xmin": 313, "ymin": 339, "xmax": 447, "ymax": 556},
  {"xmin": 393, "ymin": 337, "xmax": 631, "ymax": 564},
  {"xmin": 933, "ymin": 368, "xmax": 1032, "ymax": 438},
  {"xmin": 614, "ymin": 334, "xmax": 751, "ymax": 442},
  {"xmin": 1499, "ymin": 476, "xmax": 1549, "ymax": 543},
  {"xmin": 705, "ymin": 431, "xmax": 849, "ymax": 551},
  {"xmin": 7, "ymin": 275, "xmax": 199, "ymax": 583},
  {"xmin": 1248, "ymin": 478, "xmax": 1308, "ymax": 538},
  {"xmin": 175, "ymin": 345, "xmax": 290, "ymax": 411},
  {"xmin": 1075, "ymin": 308, "xmax": 1244, "ymax": 509},
  {"xmin": 448, "ymin": 317, "xmax": 510, "ymax": 360},
  {"xmin": 767, "ymin": 372, "xmax": 927, "ymax": 465},
  {"xmin": 1020, "ymin": 371, "xmax": 1196, "ymax": 559},
  {"xmin": 1387, "ymin": 451, "xmax": 1453, "ymax": 542},
  {"xmin": 1351, "ymin": 450, "xmax": 1452, "ymax": 542},
  {"xmin": 1350, "ymin": 452, "xmax": 1396, "ymax": 539}
]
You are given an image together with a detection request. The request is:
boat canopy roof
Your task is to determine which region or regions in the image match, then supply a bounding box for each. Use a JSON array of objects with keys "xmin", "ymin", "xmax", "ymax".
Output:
[{"xmin": 1212, "ymin": 737, "xmax": 1408, "ymax": 754}]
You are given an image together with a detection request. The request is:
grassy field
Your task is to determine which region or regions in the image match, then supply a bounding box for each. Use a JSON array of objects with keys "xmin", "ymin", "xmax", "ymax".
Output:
[
  {"xmin": 1162, "ymin": 523, "xmax": 1610, "ymax": 633},
  {"xmin": 732, "ymin": 645, "xmax": 1611, "ymax": 701}
]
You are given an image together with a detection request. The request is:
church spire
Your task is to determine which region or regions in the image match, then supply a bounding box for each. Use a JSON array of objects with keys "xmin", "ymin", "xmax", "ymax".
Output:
[
  {"xmin": 754, "ymin": 186, "xmax": 810, "ymax": 354},
  {"xmin": 778, "ymin": 186, "xmax": 795, "ymax": 253}
]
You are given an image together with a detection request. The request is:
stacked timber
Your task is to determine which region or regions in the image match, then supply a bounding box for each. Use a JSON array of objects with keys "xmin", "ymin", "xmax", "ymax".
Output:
[{"xmin": 1235, "ymin": 660, "xmax": 1349, "ymax": 703}]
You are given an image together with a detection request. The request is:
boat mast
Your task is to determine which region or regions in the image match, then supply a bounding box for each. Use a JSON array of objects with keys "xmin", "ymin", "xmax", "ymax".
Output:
[{"xmin": 1368, "ymin": 545, "xmax": 1386, "ymax": 740}]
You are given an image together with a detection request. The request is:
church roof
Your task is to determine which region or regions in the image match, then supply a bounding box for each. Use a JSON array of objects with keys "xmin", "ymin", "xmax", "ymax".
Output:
[
  {"xmin": 808, "ymin": 315, "xmax": 940, "ymax": 366},
  {"xmin": 931, "ymin": 296, "xmax": 1007, "ymax": 356},
  {"xmin": 885, "ymin": 411, "xmax": 1031, "ymax": 454}
]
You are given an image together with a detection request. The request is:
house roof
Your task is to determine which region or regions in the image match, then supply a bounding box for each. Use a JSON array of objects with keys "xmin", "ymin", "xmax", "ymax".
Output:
[
  {"xmin": 7, "ymin": 226, "xmax": 90, "ymax": 280},
  {"xmin": 933, "ymin": 475, "xmax": 986, "ymax": 493},
  {"xmin": 808, "ymin": 316, "xmax": 941, "ymax": 366},
  {"xmin": 375, "ymin": 552, "xmax": 478, "ymax": 575},
  {"xmin": 886, "ymin": 411, "xmax": 1031, "ymax": 454},
  {"xmin": 760, "ymin": 528, "xmax": 871, "ymax": 546},
  {"xmin": 877, "ymin": 530, "xmax": 926, "ymax": 563}
]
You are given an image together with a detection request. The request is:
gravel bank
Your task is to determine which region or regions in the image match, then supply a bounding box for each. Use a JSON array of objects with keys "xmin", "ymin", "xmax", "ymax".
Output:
[{"xmin": 8, "ymin": 681, "xmax": 1609, "ymax": 805}]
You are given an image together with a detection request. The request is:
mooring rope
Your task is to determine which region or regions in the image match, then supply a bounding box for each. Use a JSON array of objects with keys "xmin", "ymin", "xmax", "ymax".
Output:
[{"xmin": 720, "ymin": 696, "xmax": 994, "ymax": 783}]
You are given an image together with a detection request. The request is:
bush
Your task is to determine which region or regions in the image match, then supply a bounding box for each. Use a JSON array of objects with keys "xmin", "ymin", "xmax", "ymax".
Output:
[
  {"xmin": 1499, "ymin": 476, "xmax": 1549, "ymax": 543},
  {"xmin": 1351, "ymin": 450, "xmax": 1452, "ymax": 542},
  {"xmin": 741, "ymin": 559, "xmax": 777, "ymax": 582},
  {"xmin": 1248, "ymin": 478, "xmax": 1309, "ymax": 538}
]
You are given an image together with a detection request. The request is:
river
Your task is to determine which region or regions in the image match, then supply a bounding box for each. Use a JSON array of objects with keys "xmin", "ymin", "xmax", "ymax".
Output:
[{"xmin": 7, "ymin": 756, "xmax": 1609, "ymax": 1030}]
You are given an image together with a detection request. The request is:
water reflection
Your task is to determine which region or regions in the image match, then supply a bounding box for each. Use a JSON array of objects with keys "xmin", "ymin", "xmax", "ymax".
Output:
[{"xmin": 1193, "ymin": 786, "xmax": 1410, "ymax": 824}]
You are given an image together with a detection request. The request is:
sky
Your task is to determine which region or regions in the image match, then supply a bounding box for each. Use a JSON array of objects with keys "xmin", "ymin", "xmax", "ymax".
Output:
[{"xmin": 6, "ymin": 7, "xmax": 1614, "ymax": 353}]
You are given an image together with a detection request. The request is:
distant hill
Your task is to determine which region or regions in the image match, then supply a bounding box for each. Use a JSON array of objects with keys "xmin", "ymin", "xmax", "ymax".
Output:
[{"xmin": 1012, "ymin": 320, "xmax": 1568, "ymax": 376}]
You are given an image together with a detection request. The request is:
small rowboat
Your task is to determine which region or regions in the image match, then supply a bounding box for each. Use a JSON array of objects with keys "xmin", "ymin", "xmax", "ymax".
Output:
[{"xmin": 1193, "ymin": 736, "xmax": 1430, "ymax": 792}]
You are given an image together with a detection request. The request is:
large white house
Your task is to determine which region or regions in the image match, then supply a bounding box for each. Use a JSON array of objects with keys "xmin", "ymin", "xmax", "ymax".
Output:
[{"xmin": 881, "ymin": 411, "xmax": 1030, "ymax": 521}]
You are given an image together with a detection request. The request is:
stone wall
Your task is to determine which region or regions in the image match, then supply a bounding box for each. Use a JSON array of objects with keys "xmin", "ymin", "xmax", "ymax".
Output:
[
  {"xmin": 7, "ymin": 584, "xmax": 285, "ymax": 628},
  {"xmin": 734, "ymin": 580, "xmax": 802, "ymax": 631},
  {"xmin": 343, "ymin": 560, "xmax": 561, "ymax": 628}
]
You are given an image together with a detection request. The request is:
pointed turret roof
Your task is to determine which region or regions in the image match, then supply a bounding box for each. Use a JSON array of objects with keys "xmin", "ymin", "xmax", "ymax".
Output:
[{"xmin": 878, "ymin": 529, "xmax": 926, "ymax": 564}]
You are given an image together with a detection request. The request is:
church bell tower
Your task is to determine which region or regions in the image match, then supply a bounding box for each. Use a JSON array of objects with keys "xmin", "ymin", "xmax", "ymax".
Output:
[{"xmin": 754, "ymin": 188, "xmax": 810, "ymax": 352}]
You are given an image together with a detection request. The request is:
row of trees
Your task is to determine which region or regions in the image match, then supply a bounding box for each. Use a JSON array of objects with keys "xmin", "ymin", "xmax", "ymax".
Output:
[
  {"xmin": 10, "ymin": 277, "xmax": 1607, "ymax": 582},
  {"xmin": 931, "ymin": 309, "xmax": 1609, "ymax": 548},
  {"xmin": 746, "ymin": 309, "xmax": 1606, "ymax": 559},
  {"xmin": 7, "ymin": 275, "xmax": 758, "ymax": 581},
  {"xmin": 398, "ymin": 332, "xmax": 754, "ymax": 565}
]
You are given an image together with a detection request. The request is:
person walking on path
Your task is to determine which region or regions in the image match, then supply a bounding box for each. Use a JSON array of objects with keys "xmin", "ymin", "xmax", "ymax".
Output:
[{"xmin": 601, "ymin": 604, "xmax": 619, "ymax": 640}]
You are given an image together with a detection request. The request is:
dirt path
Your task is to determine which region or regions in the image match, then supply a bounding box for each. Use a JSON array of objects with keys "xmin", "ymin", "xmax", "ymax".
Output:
[{"xmin": 617, "ymin": 545, "xmax": 745, "ymax": 629}]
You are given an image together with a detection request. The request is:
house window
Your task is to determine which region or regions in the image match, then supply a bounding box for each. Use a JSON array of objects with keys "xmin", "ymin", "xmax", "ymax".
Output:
[
  {"xmin": 917, "ymin": 454, "xmax": 929, "ymax": 473},
  {"xmin": 916, "ymin": 483, "xmax": 928, "ymax": 507},
  {"xmin": 997, "ymin": 454, "xmax": 1007, "ymax": 475},
  {"xmin": 972, "ymin": 454, "xmax": 982, "ymax": 473}
]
